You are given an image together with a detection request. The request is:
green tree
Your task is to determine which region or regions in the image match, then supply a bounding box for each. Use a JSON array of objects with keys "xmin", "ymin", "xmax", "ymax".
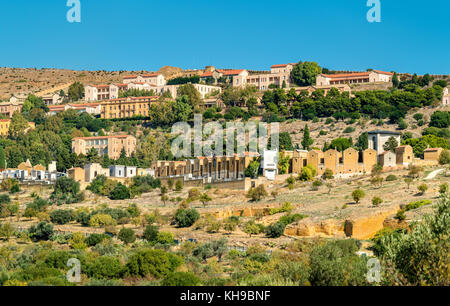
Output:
[
  {"xmin": 8, "ymin": 111, "xmax": 29, "ymax": 139},
  {"xmin": 177, "ymin": 84, "xmax": 202, "ymax": 109},
  {"xmin": 383, "ymin": 136, "xmax": 399, "ymax": 152},
  {"xmin": 244, "ymin": 160, "xmax": 260, "ymax": 178},
  {"xmin": 68, "ymin": 82, "xmax": 85, "ymax": 101},
  {"xmin": 174, "ymin": 209, "xmax": 200, "ymax": 228},
  {"xmin": 290, "ymin": 61, "xmax": 322, "ymax": 86},
  {"xmin": 143, "ymin": 225, "xmax": 159, "ymax": 242},
  {"xmin": 352, "ymin": 189, "xmax": 366, "ymax": 204},
  {"xmin": 108, "ymin": 183, "xmax": 131, "ymax": 200},
  {"xmin": 0, "ymin": 146, "xmax": 6, "ymax": 169},
  {"xmin": 87, "ymin": 256, "xmax": 124, "ymax": 280},
  {"xmin": 125, "ymin": 249, "xmax": 182, "ymax": 278},
  {"xmin": 301, "ymin": 124, "xmax": 314, "ymax": 150},
  {"xmin": 246, "ymin": 185, "xmax": 268, "ymax": 202},
  {"xmin": 199, "ymin": 193, "xmax": 212, "ymax": 208},
  {"xmin": 118, "ymin": 228, "xmax": 136, "ymax": 245},
  {"xmin": 162, "ymin": 272, "xmax": 201, "ymax": 286},
  {"xmin": 392, "ymin": 72, "xmax": 400, "ymax": 88},
  {"xmin": 29, "ymin": 222, "xmax": 54, "ymax": 241}
]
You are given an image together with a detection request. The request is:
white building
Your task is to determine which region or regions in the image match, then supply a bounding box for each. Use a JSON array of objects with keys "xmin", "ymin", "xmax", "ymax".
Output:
[
  {"xmin": 443, "ymin": 87, "xmax": 449, "ymax": 106},
  {"xmin": 316, "ymin": 70, "xmax": 393, "ymax": 86},
  {"xmin": 368, "ymin": 130, "xmax": 402, "ymax": 157},
  {"xmin": 123, "ymin": 74, "xmax": 166, "ymax": 86},
  {"xmin": 261, "ymin": 149, "xmax": 279, "ymax": 180}
]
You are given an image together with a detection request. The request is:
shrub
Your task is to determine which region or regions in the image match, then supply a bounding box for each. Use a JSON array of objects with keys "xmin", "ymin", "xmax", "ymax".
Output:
[
  {"xmin": 278, "ymin": 214, "xmax": 307, "ymax": 226},
  {"xmin": 269, "ymin": 202, "xmax": 293, "ymax": 215},
  {"xmin": 343, "ymin": 127, "xmax": 355, "ymax": 133},
  {"xmin": 0, "ymin": 194, "xmax": 11, "ymax": 204},
  {"xmin": 118, "ymin": 228, "xmax": 136, "ymax": 245},
  {"xmin": 418, "ymin": 184, "xmax": 428, "ymax": 195},
  {"xmin": 244, "ymin": 221, "xmax": 264, "ymax": 237},
  {"xmin": 10, "ymin": 184, "xmax": 20, "ymax": 194},
  {"xmin": 44, "ymin": 250, "xmax": 72, "ymax": 269},
  {"xmin": 439, "ymin": 183, "xmax": 448, "ymax": 195},
  {"xmin": 143, "ymin": 225, "xmax": 159, "ymax": 242},
  {"xmin": 161, "ymin": 272, "xmax": 201, "ymax": 286},
  {"xmin": 125, "ymin": 249, "xmax": 183, "ymax": 278},
  {"xmin": 156, "ymin": 232, "xmax": 175, "ymax": 245},
  {"xmin": 49, "ymin": 209, "xmax": 75, "ymax": 225},
  {"xmin": 87, "ymin": 256, "xmax": 124, "ymax": 279},
  {"xmin": 246, "ymin": 185, "xmax": 268, "ymax": 202},
  {"xmin": 69, "ymin": 232, "xmax": 87, "ymax": 250},
  {"xmin": 298, "ymin": 165, "xmax": 317, "ymax": 181},
  {"xmin": 404, "ymin": 200, "xmax": 432, "ymax": 211},
  {"xmin": 352, "ymin": 189, "xmax": 366, "ymax": 204},
  {"xmin": 89, "ymin": 214, "xmax": 117, "ymax": 228},
  {"xmin": 372, "ymin": 197, "xmax": 383, "ymax": 207},
  {"xmin": 322, "ymin": 168, "xmax": 334, "ymax": 180},
  {"xmin": 394, "ymin": 210, "xmax": 406, "ymax": 221},
  {"xmin": 175, "ymin": 180, "xmax": 183, "ymax": 191},
  {"xmin": 28, "ymin": 222, "xmax": 54, "ymax": 241},
  {"xmin": 439, "ymin": 150, "xmax": 450, "ymax": 165},
  {"xmin": 86, "ymin": 233, "xmax": 109, "ymax": 247},
  {"xmin": 385, "ymin": 174, "xmax": 397, "ymax": 181},
  {"xmin": 265, "ymin": 222, "xmax": 285, "ymax": 238},
  {"xmin": 309, "ymin": 240, "xmax": 367, "ymax": 286},
  {"xmin": 311, "ymin": 180, "xmax": 323, "ymax": 191},
  {"xmin": 174, "ymin": 209, "xmax": 200, "ymax": 228},
  {"xmin": 108, "ymin": 183, "xmax": 131, "ymax": 200}
]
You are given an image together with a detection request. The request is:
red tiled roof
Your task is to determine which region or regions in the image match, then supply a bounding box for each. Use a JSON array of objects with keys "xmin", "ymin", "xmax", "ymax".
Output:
[
  {"xmin": 424, "ymin": 148, "xmax": 442, "ymax": 152},
  {"xmin": 322, "ymin": 70, "xmax": 393, "ymax": 79},
  {"xmin": 201, "ymin": 69, "xmax": 245, "ymax": 77},
  {"xmin": 141, "ymin": 73, "xmax": 159, "ymax": 77},
  {"xmin": 123, "ymin": 75, "xmax": 138, "ymax": 79},
  {"xmin": 73, "ymin": 135, "xmax": 131, "ymax": 140},
  {"xmin": 322, "ymin": 72, "xmax": 371, "ymax": 79},
  {"xmin": 372, "ymin": 70, "xmax": 394, "ymax": 76},
  {"xmin": 88, "ymin": 84, "xmax": 110, "ymax": 88}
]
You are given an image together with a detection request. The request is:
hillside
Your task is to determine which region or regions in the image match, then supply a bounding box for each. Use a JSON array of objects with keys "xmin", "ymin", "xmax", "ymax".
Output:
[
  {"xmin": 0, "ymin": 66, "xmax": 188, "ymax": 100},
  {"xmin": 280, "ymin": 105, "xmax": 449, "ymax": 150}
]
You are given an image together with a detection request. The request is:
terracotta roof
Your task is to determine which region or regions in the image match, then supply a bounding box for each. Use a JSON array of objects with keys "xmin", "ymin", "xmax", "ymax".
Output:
[
  {"xmin": 322, "ymin": 70, "xmax": 393, "ymax": 79},
  {"xmin": 200, "ymin": 69, "xmax": 245, "ymax": 77},
  {"xmin": 141, "ymin": 73, "xmax": 159, "ymax": 77},
  {"xmin": 322, "ymin": 72, "xmax": 370, "ymax": 79},
  {"xmin": 372, "ymin": 70, "xmax": 394, "ymax": 76},
  {"xmin": 123, "ymin": 75, "xmax": 138, "ymax": 79},
  {"xmin": 271, "ymin": 64, "xmax": 292, "ymax": 68},
  {"xmin": 424, "ymin": 148, "xmax": 442, "ymax": 152},
  {"xmin": 73, "ymin": 135, "xmax": 132, "ymax": 140}
]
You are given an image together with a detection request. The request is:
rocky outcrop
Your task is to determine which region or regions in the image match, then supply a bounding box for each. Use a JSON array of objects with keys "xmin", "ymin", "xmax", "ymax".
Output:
[
  {"xmin": 344, "ymin": 207, "xmax": 400, "ymax": 239},
  {"xmin": 285, "ymin": 219, "xmax": 344, "ymax": 237}
]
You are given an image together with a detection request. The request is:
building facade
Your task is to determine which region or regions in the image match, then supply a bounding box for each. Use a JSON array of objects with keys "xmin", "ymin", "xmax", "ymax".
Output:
[
  {"xmin": 443, "ymin": 87, "xmax": 450, "ymax": 106},
  {"xmin": 72, "ymin": 135, "xmax": 137, "ymax": 159},
  {"xmin": 0, "ymin": 119, "xmax": 35, "ymax": 136},
  {"xmin": 100, "ymin": 96, "xmax": 158, "ymax": 119},
  {"xmin": 368, "ymin": 130, "xmax": 402, "ymax": 157},
  {"xmin": 47, "ymin": 103, "xmax": 101, "ymax": 116},
  {"xmin": 123, "ymin": 74, "xmax": 167, "ymax": 86},
  {"xmin": 316, "ymin": 70, "xmax": 393, "ymax": 86},
  {"xmin": 0, "ymin": 101, "xmax": 24, "ymax": 118}
]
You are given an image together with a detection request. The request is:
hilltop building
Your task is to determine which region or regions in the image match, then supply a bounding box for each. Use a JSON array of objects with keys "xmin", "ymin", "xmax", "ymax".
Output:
[
  {"xmin": 0, "ymin": 101, "xmax": 24, "ymax": 118},
  {"xmin": 72, "ymin": 135, "xmax": 136, "ymax": 159},
  {"xmin": 443, "ymin": 87, "xmax": 449, "ymax": 106},
  {"xmin": 316, "ymin": 70, "xmax": 393, "ymax": 86}
]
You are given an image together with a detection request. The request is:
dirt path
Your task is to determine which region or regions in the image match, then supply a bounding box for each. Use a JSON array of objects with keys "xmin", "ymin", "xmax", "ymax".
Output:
[{"xmin": 425, "ymin": 169, "xmax": 444, "ymax": 180}]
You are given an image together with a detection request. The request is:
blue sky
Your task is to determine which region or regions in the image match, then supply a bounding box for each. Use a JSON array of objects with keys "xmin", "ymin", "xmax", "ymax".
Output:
[{"xmin": 0, "ymin": 0, "xmax": 448, "ymax": 74}]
